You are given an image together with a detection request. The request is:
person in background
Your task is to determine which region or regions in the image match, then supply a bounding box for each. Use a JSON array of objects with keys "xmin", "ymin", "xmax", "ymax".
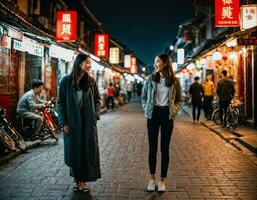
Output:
[
  {"xmin": 114, "ymin": 82, "xmax": 121, "ymax": 104},
  {"xmin": 137, "ymin": 82, "xmax": 143, "ymax": 97},
  {"xmin": 107, "ymin": 82, "xmax": 115, "ymax": 110},
  {"xmin": 189, "ymin": 76, "xmax": 204, "ymax": 123},
  {"xmin": 126, "ymin": 81, "xmax": 133, "ymax": 102},
  {"xmin": 142, "ymin": 53, "xmax": 182, "ymax": 192},
  {"xmin": 202, "ymin": 74, "xmax": 215, "ymax": 120},
  {"xmin": 16, "ymin": 79, "xmax": 47, "ymax": 137},
  {"xmin": 216, "ymin": 70, "xmax": 235, "ymax": 128}
]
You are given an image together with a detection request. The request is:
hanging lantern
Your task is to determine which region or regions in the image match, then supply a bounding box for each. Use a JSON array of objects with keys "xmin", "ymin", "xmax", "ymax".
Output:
[
  {"xmin": 189, "ymin": 71, "xmax": 193, "ymax": 76},
  {"xmin": 187, "ymin": 63, "xmax": 196, "ymax": 70},
  {"xmin": 212, "ymin": 51, "xmax": 222, "ymax": 61},
  {"xmin": 222, "ymin": 55, "xmax": 228, "ymax": 61},
  {"xmin": 229, "ymin": 52, "xmax": 238, "ymax": 60},
  {"xmin": 200, "ymin": 58, "xmax": 207, "ymax": 65}
]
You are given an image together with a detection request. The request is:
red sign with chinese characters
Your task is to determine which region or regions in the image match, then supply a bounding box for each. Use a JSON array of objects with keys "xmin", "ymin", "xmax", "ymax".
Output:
[
  {"xmin": 215, "ymin": 0, "xmax": 240, "ymax": 27},
  {"xmin": 130, "ymin": 57, "xmax": 138, "ymax": 74},
  {"xmin": 94, "ymin": 34, "xmax": 109, "ymax": 58},
  {"xmin": 56, "ymin": 11, "xmax": 77, "ymax": 42}
]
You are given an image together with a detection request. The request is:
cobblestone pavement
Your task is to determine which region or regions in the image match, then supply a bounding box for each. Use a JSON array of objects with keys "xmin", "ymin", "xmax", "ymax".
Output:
[{"xmin": 0, "ymin": 100, "xmax": 257, "ymax": 200}]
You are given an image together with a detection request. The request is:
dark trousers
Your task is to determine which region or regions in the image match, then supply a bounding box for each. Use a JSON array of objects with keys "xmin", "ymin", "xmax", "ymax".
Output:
[
  {"xmin": 192, "ymin": 101, "xmax": 202, "ymax": 121},
  {"xmin": 127, "ymin": 91, "xmax": 132, "ymax": 102},
  {"xmin": 203, "ymin": 96, "xmax": 213, "ymax": 119},
  {"xmin": 147, "ymin": 106, "xmax": 174, "ymax": 178},
  {"xmin": 107, "ymin": 96, "xmax": 114, "ymax": 109},
  {"xmin": 219, "ymin": 100, "xmax": 230, "ymax": 125}
]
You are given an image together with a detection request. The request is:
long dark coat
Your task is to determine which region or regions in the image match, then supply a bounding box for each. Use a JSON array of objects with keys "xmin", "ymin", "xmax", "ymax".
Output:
[{"xmin": 57, "ymin": 75, "xmax": 101, "ymax": 181}]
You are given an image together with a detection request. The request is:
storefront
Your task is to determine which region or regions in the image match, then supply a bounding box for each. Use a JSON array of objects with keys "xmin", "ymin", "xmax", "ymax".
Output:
[{"xmin": 179, "ymin": 30, "xmax": 257, "ymax": 127}]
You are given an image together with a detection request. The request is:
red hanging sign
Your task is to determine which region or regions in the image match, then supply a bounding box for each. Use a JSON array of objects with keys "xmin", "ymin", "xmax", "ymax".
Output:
[
  {"xmin": 215, "ymin": 0, "xmax": 240, "ymax": 27},
  {"xmin": 130, "ymin": 57, "xmax": 138, "ymax": 74},
  {"xmin": 56, "ymin": 11, "xmax": 77, "ymax": 42},
  {"xmin": 94, "ymin": 34, "xmax": 109, "ymax": 58}
]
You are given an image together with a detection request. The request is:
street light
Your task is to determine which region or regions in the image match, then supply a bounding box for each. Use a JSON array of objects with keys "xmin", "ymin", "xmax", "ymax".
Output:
[{"xmin": 170, "ymin": 45, "xmax": 174, "ymax": 51}]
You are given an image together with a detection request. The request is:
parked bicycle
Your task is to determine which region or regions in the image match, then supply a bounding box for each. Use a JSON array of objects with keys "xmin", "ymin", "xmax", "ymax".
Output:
[
  {"xmin": 0, "ymin": 107, "xmax": 26, "ymax": 152},
  {"xmin": 211, "ymin": 99, "xmax": 243, "ymax": 130}
]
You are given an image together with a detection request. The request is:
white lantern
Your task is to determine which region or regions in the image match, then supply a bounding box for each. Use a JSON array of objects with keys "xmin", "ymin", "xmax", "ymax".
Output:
[
  {"xmin": 177, "ymin": 48, "xmax": 185, "ymax": 64},
  {"xmin": 229, "ymin": 52, "xmax": 238, "ymax": 60},
  {"xmin": 212, "ymin": 51, "xmax": 222, "ymax": 61},
  {"xmin": 186, "ymin": 63, "xmax": 195, "ymax": 70},
  {"xmin": 200, "ymin": 58, "xmax": 207, "ymax": 65}
]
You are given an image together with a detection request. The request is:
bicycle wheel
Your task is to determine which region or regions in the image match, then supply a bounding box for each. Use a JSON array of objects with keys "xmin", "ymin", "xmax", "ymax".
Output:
[
  {"xmin": 0, "ymin": 127, "xmax": 16, "ymax": 151},
  {"xmin": 230, "ymin": 110, "xmax": 239, "ymax": 130},
  {"xmin": 212, "ymin": 109, "xmax": 221, "ymax": 125}
]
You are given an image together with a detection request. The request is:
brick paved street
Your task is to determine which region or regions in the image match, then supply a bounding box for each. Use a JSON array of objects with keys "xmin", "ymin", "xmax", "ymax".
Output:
[{"xmin": 0, "ymin": 100, "xmax": 257, "ymax": 200}]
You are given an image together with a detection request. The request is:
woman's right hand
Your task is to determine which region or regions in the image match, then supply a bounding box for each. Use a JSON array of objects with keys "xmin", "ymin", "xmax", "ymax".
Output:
[{"xmin": 63, "ymin": 125, "xmax": 70, "ymax": 134}]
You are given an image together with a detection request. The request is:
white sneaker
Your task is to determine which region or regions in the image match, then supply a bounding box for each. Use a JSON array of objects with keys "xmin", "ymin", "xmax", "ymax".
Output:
[
  {"xmin": 147, "ymin": 180, "xmax": 156, "ymax": 192},
  {"xmin": 157, "ymin": 181, "xmax": 166, "ymax": 192}
]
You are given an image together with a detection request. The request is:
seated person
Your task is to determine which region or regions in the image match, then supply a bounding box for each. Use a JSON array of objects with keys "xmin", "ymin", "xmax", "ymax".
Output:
[{"xmin": 17, "ymin": 79, "xmax": 47, "ymax": 136}]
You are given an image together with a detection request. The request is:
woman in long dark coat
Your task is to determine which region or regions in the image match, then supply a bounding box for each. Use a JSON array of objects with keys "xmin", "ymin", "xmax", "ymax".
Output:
[{"xmin": 57, "ymin": 53, "xmax": 101, "ymax": 192}]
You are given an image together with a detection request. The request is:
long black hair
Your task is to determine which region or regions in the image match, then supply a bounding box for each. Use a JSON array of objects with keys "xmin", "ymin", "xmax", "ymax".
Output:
[
  {"xmin": 70, "ymin": 53, "xmax": 94, "ymax": 90},
  {"xmin": 152, "ymin": 53, "xmax": 175, "ymax": 87}
]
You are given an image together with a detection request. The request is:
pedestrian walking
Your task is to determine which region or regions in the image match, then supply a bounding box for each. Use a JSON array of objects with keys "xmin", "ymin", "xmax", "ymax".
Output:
[
  {"xmin": 189, "ymin": 76, "xmax": 204, "ymax": 123},
  {"xmin": 202, "ymin": 74, "xmax": 215, "ymax": 120},
  {"xmin": 142, "ymin": 53, "xmax": 182, "ymax": 192},
  {"xmin": 216, "ymin": 70, "xmax": 235, "ymax": 128},
  {"xmin": 57, "ymin": 53, "xmax": 101, "ymax": 193},
  {"xmin": 107, "ymin": 82, "xmax": 115, "ymax": 110},
  {"xmin": 126, "ymin": 81, "xmax": 133, "ymax": 102}
]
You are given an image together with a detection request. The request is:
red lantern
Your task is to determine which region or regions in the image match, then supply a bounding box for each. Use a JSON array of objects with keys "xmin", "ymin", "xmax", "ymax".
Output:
[{"xmin": 222, "ymin": 55, "xmax": 228, "ymax": 61}]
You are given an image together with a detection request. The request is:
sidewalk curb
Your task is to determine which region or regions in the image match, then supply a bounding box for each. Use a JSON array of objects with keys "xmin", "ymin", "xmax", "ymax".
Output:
[
  {"xmin": 0, "ymin": 140, "xmax": 41, "ymax": 166},
  {"xmin": 181, "ymin": 106, "xmax": 257, "ymax": 155}
]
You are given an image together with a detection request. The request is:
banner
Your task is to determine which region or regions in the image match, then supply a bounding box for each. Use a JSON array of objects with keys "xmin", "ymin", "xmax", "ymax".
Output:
[
  {"xmin": 94, "ymin": 34, "xmax": 109, "ymax": 58},
  {"xmin": 215, "ymin": 0, "xmax": 240, "ymax": 27},
  {"xmin": 109, "ymin": 48, "xmax": 120, "ymax": 64},
  {"xmin": 56, "ymin": 11, "xmax": 77, "ymax": 42}
]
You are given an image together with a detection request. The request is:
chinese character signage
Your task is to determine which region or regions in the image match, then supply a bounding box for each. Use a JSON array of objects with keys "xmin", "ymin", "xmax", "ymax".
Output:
[
  {"xmin": 215, "ymin": 0, "xmax": 240, "ymax": 27},
  {"xmin": 13, "ymin": 37, "xmax": 44, "ymax": 57},
  {"xmin": 109, "ymin": 48, "xmax": 120, "ymax": 64},
  {"xmin": 94, "ymin": 34, "xmax": 109, "ymax": 58},
  {"xmin": 56, "ymin": 11, "xmax": 77, "ymax": 42},
  {"xmin": 240, "ymin": 5, "xmax": 257, "ymax": 31},
  {"xmin": 130, "ymin": 57, "xmax": 137, "ymax": 74},
  {"xmin": 124, "ymin": 55, "xmax": 131, "ymax": 68}
]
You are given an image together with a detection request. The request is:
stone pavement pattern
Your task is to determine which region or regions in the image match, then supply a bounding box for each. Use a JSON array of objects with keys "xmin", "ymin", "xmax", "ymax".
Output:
[{"xmin": 0, "ymin": 100, "xmax": 257, "ymax": 200}]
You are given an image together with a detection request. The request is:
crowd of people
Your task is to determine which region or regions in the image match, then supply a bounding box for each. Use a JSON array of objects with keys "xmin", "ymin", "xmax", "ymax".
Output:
[{"xmin": 189, "ymin": 69, "xmax": 235, "ymax": 127}]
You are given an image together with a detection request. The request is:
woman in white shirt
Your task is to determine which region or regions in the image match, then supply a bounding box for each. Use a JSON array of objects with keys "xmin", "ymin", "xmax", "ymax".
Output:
[{"xmin": 142, "ymin": 53, "xmax": 182, "ymax": 192}]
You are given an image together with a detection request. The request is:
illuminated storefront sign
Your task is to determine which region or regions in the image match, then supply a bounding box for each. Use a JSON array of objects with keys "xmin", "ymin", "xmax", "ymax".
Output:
[
  {"xmin": 56, "ymin": 11, "xmax": 77, "ymax": 42},
  {"xmin": 124, "ymin": 55, "xmax": 131, "ymax": 68},
  {"xmin": 109, "ymin": 47, "xmax": 120, "ymax": 64},
  {"xmin": 215, "ymin": 0, "xmax": 240, "ymax": 27},
  {"xmin": 94, "ymin": 34, "xmax": 109, "ymax": 58},
  {"xmin": 130, "ymin": 57, "xmax": 137, "ymax": 74},
  {"xmin": 240, "ymin": 5, "xmax": 257, "ymax": 31},
  {"xmin": 13, "ymin": 38, "xmax": 44, "ymax": 57},
  {"xmin": 50, "ymin": 44, "xmax": 75, "ymax": 61}
]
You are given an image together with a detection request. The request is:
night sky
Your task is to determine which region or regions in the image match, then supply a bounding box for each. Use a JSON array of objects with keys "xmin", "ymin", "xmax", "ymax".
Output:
[{"xmin": 86, "ymin": 0, "xmax": 195, "ymax": 65}]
